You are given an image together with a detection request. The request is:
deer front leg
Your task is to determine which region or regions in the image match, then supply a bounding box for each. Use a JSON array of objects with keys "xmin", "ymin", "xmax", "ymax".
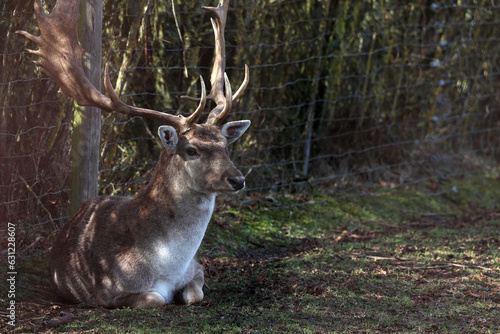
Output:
[{"xmin": 174, "ymin": 260, "xmax": 205, "ymax": 305}]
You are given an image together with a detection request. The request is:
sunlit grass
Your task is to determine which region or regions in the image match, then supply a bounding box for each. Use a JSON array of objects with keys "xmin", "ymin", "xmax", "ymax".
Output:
[{"xmin": 1, "ymin": 174, "xmax": 499, "ymax": 333}]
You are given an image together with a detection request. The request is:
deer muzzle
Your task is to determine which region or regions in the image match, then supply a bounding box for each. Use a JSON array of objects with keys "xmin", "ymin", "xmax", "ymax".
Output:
[{"xmin": 227, "ymin": 175, "xmax": 245, "ymax": 191}]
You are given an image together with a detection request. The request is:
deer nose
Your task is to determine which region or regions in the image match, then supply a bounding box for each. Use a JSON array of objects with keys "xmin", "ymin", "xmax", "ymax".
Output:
[{"xmin": 227, "ymin": 176, "xmax": 245, "ymax": 191}]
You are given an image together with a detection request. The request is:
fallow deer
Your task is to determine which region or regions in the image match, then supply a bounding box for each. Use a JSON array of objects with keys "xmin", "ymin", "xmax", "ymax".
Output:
[{"xmin": 17, "ymin": 0, "xmax": 250, "ymax": 308}]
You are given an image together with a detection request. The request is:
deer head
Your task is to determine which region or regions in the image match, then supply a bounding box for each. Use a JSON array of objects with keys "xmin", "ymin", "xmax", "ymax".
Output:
[{"xmin": 17, "ymin": 0, "xmax": 250, "ymax": 191}]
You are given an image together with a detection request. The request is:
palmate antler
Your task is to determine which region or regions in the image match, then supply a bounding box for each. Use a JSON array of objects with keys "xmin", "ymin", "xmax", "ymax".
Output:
[{"xmin": 16, "ymin": 0, "xmax": 248, "ymax": 129}]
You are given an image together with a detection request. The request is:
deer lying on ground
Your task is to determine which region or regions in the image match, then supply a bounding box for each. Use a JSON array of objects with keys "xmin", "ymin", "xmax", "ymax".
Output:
[{"xmin": 17, "ymin": 0, "xmax": 250, "ymax": 308}]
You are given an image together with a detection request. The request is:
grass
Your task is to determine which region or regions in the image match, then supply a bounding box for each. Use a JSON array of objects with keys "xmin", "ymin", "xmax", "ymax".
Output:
[{"xmin": 1, "ymin": 174, "xmax": 499, "ymax": 333}]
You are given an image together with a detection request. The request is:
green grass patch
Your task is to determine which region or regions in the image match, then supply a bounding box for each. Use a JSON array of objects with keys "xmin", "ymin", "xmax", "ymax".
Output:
[{"xmin": 1, "ymin": 174, "xmax": 499, "ymax": 333}]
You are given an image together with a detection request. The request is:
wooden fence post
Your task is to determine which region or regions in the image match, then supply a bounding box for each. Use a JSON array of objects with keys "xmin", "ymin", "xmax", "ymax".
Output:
[{"xmin": 70, "ymin": 0, "xmax": 102, "ymax": 215}]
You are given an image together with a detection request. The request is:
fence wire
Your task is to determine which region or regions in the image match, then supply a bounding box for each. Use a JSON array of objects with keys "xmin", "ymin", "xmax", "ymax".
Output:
[{"xmin": 1, "ymin": 0, "xmax": 499, "ymax": 254}]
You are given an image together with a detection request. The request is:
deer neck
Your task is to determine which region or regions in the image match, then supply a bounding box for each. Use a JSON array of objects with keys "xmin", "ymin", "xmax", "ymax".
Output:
[
  {"xmin": 134, "ymin": 150, "xmax": 216, "ymax": 228},
  {"xmin": 131, "ymin": 150, "xmax": 215, "ymax": 280}
]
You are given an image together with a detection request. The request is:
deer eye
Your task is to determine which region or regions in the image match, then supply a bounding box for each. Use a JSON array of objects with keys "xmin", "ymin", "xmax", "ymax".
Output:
[{"xmin": 185, "ymin": 147, "xmax": 198, "ymax": 156}]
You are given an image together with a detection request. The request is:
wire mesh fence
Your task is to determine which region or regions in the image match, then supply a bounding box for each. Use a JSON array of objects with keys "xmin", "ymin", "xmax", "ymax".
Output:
[{"xmin": 1, "ymin": 0, "xmax": 499, "ymax": 254}]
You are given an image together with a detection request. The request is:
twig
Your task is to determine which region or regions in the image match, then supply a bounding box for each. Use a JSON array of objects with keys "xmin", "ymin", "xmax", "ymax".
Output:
[
  {"xmin": 140, "ymin": 117, "xmax": 162, "ymax": 148},
  {"xmin": 387, "ymin": 264, "xmax": 492, "ymax": 271},
  {"xmin": 18, "ymin": 175, "xmax": 56, "ymax": 230},
  {"xmin": 171, "ymin": 0, "xmax": 188, "ymax": 78},
  {"xmin": 351, "ymin": 254, "xmax": 419, "ymax": 262},
  {"xmin": 389, "ymin": 264, "xmax": 456, "ymax": 270},
  {"xmin": 351, "ymin": 253, "xmax": 494, "ymax": 271},
  {"xmin": 408, "ymin": 222, "xmax": 439, "ymax": 227},
  {"xmin": 21, "ymin": 236, "xmax": 43, "ymax": 254},
  {"xmin": 47, "ymin": 312, "xmax": 74, "ymax": 327},
  {"xmin": 483, "ymin": 272, "xmax": 498, "ymax": 278},
  {"xmin": 402, "ymin": 209, "xmax": 457, "ymax": 217},
  {"xmin": 18, "ymin": 284, "xmax": 58, "ymax": 297},
  {"xmin": 203, "ymin": 247, "xmax": 219, "ymax": 256},
  {"xmin": 442, "ymin": 262, "xmax": 492, "ymax": 271}
]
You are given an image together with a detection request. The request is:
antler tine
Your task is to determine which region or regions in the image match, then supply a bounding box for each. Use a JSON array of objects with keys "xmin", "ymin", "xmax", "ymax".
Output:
[
  {"xmin": 102, "ymin": 65, "xmax": 183, "ymax": 125},
  {"xmin": 184, "ymin": 76, "xmax": 207, "ymax": 126},
  {"xmin": 199, "ymin": 0, "xmax": 250, "ymax": 126},
  {"xmin": 202, "ymin": 7, "xmax": 228, "ymax": 106},
  {"xmin": 17, "ymin": 0, "xmax": 186, "ymax": 129},
  {"xmin": 232, "ymin": 64, "xmax": 249, "ymax": 102},
  {"xmin": 206, "ymin": 73, "xmax": 233, "ymax": 125}
]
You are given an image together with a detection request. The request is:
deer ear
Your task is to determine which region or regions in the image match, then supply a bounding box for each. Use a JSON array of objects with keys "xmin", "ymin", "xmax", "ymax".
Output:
[
  {"xmin": 221, "ymin": 120, "xmax": 251, "ymax": 145},
  {"xmin": 158, "ymin": 125, "xmax": 178, "ymax": 151}
]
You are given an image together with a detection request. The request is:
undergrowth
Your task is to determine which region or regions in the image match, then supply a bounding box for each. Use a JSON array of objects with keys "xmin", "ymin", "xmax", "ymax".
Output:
[{"xmin": 1, "ymin": 174, "xmax": 499, "ymax": 333}]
